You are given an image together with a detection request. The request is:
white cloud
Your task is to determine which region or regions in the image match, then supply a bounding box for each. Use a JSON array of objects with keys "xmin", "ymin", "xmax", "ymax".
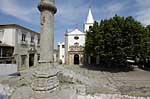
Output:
[
  {"xmin": 55, "ymin": 0, "xmax": 89, "ymax": 26},
  {"xmin": 135, "ymin": 0, "xmax": 150, "ymax": 25},
  {"xmin": 55, "ymin": 0, "xmax": 126, "ymax": 27},
  {"xmin": 102, "ymin": 2, "xmax": 124, "ymax": 15},
  {"xmin": 0, "ymin": 0, "xmax": 39, "ymax": 24},
  {"xmin": 136, "ymin": 8, "xmax": 150, "ymax": 25},
  {"xmin": 92, "ymin": 1, "xmax": 127, "ymax": 20},
  {"xmin": 135, "ymin": 0, "xmax": 150, "ymax": 8}
]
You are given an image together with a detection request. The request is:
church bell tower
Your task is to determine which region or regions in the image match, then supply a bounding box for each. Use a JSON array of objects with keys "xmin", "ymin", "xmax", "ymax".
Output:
[{"xmin": 84, "ymin": 8, "xmax": 94, "ymax": 32}]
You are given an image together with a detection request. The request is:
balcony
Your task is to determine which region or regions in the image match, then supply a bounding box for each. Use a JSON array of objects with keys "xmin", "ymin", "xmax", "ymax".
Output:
[
  {"xmin": 30, "ymin": 42, "xmax": 35, "ymax": 47},
  {"xmin": 21, "ymin": 40, "xmax": 28, "ymax": 45}
]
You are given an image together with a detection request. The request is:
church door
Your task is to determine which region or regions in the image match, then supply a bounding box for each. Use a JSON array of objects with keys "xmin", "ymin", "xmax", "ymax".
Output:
[{"xmin": 74, "ymin": 54, "xmax": 79, "ymax": 65}]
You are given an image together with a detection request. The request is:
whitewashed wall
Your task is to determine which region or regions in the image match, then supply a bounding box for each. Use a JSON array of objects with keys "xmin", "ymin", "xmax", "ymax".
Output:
[
  {"xmin": 67, "ymin": 29, "xmax": 86, "ymax": 51},
  {"xmin": 84, "ymin": 23, "xmax": 93, "ymax": 32},
  {"xmin": 2, "ymin": 28, "xmax": 16, "ymax": 46},
  {"xmin": 17, "ymin": 29, "xmax": 40, "ymax": 46},
  {"xmin": 58, "ymin": 42, "xmax": 65, "ymax": 64},
  {"xmin": 0, "ymin": 64, "xmax": 17, "ymax": 75}
]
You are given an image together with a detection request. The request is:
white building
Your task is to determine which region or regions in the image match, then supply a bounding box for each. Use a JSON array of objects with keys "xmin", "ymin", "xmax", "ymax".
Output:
[
  {"xmin": 53, "ymin": 49, "xmax": 58, "ymax": 63},
  {"xmin": 58, "ymin": 42, "xmax": 65, "ymax": 64},
  {"xmin": 63, "ymin": 8, "xmax": 94, "ymax": 65},
  {"xmin": 0, "ymin": 24, "xmax": 40, "ymax": 70},
  {"xmin": 65, "ymin": 29, "xmax": 85, "ymax": 65},
  {"xmin": 84, "ymin": 9, "xmax": 94, "ymax": 32}
]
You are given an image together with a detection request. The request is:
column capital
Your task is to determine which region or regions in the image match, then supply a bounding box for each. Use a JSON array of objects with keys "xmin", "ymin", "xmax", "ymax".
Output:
[{"xmin": 38, "ymin": 0, "xmax": 57, "ymax": 14}]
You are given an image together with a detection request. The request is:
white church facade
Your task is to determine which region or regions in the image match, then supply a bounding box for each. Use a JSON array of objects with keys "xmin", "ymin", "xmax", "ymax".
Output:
[
  {"xmin": 65, "ymin": 29, "xmax": 85, "ymax": 65},
  {"xmin": 58, "ymin": 9, "xmax": 95, "ymax": 65}
]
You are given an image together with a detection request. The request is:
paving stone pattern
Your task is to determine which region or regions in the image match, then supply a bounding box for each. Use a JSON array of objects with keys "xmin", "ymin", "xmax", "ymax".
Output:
[{"xmin": 0, "ymin": 64, "xmax": 150, "ymax": 99}]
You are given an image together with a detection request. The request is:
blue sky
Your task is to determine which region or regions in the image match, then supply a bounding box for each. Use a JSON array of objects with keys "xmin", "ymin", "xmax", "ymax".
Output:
[{"xmin": 0, "ymin": 0, "xmax": 150, "ymax": 48}]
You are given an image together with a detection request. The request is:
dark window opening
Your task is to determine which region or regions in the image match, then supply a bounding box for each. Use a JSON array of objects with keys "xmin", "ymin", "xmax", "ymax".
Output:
[
  {"xmin": 62, "ymin": 45, "xmax": 65, "ymax": 48},
  {"xmin": 31, "ymin": 36, "xmax": 34, "ymax": 43},
  {"xmin": 22, "ymin": 34, "xmax": 26, "ymax": 41}
]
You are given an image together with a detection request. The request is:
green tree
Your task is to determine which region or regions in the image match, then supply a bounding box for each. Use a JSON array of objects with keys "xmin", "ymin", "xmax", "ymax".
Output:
[
  {"xmin": 140, "ymin": 25, "xmax": 150, "ymax": 67},
  {"xmin": 85, "ymin": 21, "xmax": 99, "ymax": 56},
  {"xmin": 85, "ymin": 15, "xmax": 148, "ymax": 69}
]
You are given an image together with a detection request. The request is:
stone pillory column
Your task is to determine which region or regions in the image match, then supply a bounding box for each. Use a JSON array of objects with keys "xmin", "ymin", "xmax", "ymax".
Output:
[
  {"xmin": 38, "ymin": 0, "xmax": 57, "ymax": 64},
  {"xmin": 31, "ymin": 0, "xmax": 58, "ymax": 99}
]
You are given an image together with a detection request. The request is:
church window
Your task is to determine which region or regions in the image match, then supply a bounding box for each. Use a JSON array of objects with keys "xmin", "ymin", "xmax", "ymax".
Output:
[
  {"xmin": 89, "ymin": 26, "xmax": 92, "ymax": 31},
  {"xmin": 89, "ymin": 26, "xmax": 92, "ymax": 29},
  {"xmin": 62, "ymin": 45, "xmax": 65, "ymax": 48},
  {"xmin": 74, "ymin": 36, "xmax": 79, "ymax": 40}
]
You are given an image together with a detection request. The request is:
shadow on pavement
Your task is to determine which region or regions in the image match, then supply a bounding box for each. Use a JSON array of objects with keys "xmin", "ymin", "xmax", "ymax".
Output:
[{"xmin": 79, "ymin": 64, "xmax": 134, "ymax": 73}]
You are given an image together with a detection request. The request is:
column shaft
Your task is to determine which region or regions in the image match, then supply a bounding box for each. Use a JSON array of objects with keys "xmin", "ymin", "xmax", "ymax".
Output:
[{"xmin": 40, "ymin": 10, "xmax": 54, "ymax": 63}]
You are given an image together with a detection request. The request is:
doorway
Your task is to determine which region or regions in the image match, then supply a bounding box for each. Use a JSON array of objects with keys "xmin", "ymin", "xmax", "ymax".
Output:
[
  {"xmin": 74, "ymin": 54, "xmax": 79, "ymax": 65},
  {"xmin": 29, "ymin": 54, "xmax": 34, "ymax": 67}
]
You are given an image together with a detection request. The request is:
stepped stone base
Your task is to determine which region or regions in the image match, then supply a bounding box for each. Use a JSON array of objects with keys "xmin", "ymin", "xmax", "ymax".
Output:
[{"xmin": 31, "ymin": 66, "xmax": 59, "ymax": 99}]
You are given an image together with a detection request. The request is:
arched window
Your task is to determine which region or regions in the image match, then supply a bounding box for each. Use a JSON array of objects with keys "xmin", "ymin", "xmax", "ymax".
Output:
[{"xmin": 74, "ymin": 36, "xmax": 79, "ymax": 40}]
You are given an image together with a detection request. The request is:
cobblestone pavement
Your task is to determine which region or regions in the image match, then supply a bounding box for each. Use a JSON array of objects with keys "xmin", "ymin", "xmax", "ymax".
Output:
[
  {"xmin": 0, "ymin": 64, "xmax": 150, "ymax": 98},
  {"xmin": 63, "ymin": 64, "xmax": 150, "ymax": 96}
]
